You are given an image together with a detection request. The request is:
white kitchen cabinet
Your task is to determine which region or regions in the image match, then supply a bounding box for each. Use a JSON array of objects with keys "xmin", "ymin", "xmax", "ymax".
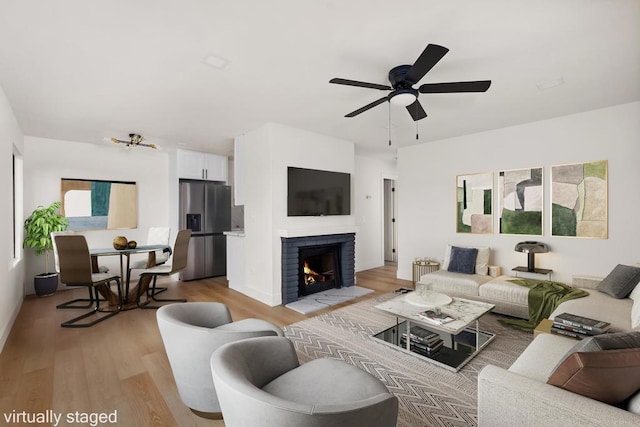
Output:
[{"xmin": 177, "ymin": 149, "xmax": 228, "ymax": 181}]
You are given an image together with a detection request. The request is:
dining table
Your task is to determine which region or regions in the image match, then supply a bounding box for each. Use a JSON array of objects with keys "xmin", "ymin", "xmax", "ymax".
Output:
[{"xmin": 90, "ymin": 244, "xmax": 172, "ymax": 309}]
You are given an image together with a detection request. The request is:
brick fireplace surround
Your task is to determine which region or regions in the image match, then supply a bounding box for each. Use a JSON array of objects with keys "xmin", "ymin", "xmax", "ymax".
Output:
[{"xmin": 281, "ymin": 233, "xmax": 355, "ymax": 305}]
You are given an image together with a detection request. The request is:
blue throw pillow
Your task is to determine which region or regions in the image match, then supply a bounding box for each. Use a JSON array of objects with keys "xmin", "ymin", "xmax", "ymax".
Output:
[{"xmin": 447, "ymin": 246, "xmax": 478, "ymax": 274}]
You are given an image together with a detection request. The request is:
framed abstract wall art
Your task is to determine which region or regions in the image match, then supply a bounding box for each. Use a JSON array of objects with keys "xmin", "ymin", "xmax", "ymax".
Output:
[
  {"xmin": 61, "ymin": 178, "xmax": 138, "ymax": 230},
  {"xmin": 551, "ymin": 160, "xmax": 608, "ymax": 238},
  {"xmin": 498, "ymin": 167, "xmax": 543, "ymax": 235},
  {"xmin": 456, "ymin": 172, "xmax": 493, "ymax": 234}
]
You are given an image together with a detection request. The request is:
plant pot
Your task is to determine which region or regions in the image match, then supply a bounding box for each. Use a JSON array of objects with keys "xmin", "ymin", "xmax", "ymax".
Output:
[{"xmin": 34, "ymin": 273, "xmax": 59, "ymax": 297}]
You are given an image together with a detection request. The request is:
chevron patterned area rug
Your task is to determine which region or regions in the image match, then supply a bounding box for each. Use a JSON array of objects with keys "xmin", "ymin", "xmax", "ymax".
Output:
[{"xmin": 284, "ymin": 292, "xmax": 532, "ymax": 427}]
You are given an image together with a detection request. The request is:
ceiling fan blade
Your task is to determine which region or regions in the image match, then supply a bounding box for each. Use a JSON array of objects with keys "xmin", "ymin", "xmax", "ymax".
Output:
[
  {"xmin": 404, "ymin": 44, "xmax": 449, "ymax": 84},
  {"xmin": 330, "ymin": 78, "xmax": 391, "ymax": 91},
  {"xmin": 406, "ymin": 100, "xmax": 427, "ymax": 121},
  {"xmin": 345, "ymin": 96, "xmax": 389, "ymax": 118},
  {"xmin": 419, "ymin": 80, "xmax": 492, "ymax": 93}
]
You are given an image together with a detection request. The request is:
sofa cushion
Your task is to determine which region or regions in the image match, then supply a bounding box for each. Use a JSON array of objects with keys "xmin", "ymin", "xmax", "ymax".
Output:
[
  {"xmin": 550, "ymin": 288, "xmax": 633, "ymax": 332},
  {"xmin": 596, "ymin": 264, "xmax": 640, "ymax": 299},
  {"xmin": 447, "ymin": 246, "xmax": 478, "ymax": 274},
  {"xmin": 547, "ymin": 347, "xmax": 640, "ymax": 405},
  {"xmin": 442, "ymin": 245, "xmax": 490, "ymax": 275},
  {"xmin": 418, "ymin": 270, "xmax": 492, "ymax": 297},
  {"xmin": 478, "ymin": 276, "xmax": 529, "ymax": 306},
  {"xmin": 262, "ymin": 358, "xmax": 389, "ymax": 405},
  {"xmin": 508, "ymin": 333, "xmax": 576, "ymax": 382},
  {"xmin": 630, "ymin": 282, "xmax": 640, "ymax": 330}
]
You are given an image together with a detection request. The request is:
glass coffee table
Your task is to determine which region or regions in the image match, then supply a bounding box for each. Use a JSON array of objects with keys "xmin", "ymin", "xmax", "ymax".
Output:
[{"xmin": 373, "ymin": 291, "xmax": 496, "ymax": 372}]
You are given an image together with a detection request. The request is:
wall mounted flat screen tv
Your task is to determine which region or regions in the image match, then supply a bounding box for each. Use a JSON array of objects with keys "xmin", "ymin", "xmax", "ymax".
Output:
[{"xmin": 287, "ymin": 167, "xmax": 351, "ymax": 216}]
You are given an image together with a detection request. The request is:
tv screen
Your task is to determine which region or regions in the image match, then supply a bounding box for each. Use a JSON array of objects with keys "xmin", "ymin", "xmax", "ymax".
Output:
[{"xmin": 287, "ymin": 167, "xmax": 351, "ymax": 216}]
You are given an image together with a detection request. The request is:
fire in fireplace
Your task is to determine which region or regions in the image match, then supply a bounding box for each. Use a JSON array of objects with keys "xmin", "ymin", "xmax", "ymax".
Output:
[
  {"xmin": 298, "ymin": 244, "xmax": 341, "ymax": 297},
  {"xmin": 281, "ymin": 233, "xmax": 355, "ymax": 305}
]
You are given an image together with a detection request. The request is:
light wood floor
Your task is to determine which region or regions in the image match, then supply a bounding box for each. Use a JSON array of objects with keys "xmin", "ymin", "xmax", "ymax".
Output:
[{"xmin": 0, "ymin": 264, "xmax": 410, "ymax": 426}]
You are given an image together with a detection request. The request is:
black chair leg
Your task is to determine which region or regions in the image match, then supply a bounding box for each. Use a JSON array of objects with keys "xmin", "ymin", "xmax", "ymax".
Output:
[
  {"xmin": 61, "ymin": 281, "xmax": 122, "ymax": 328},
  {"xmin": 137, "ymin": 276, "xmax": 186, "ymax": 309},
  {"xmin": 147, "ymin": 284, "xmax": 168, "ymax": 298},
  {"xmin": 56, "ymin": 286, "xmax": 106, "ymax": 309}
]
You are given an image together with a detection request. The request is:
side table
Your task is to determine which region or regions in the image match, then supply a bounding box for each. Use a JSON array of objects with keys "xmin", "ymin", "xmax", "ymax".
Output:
[
  {"xmin": 533, "ymin": 318, "xmax": 554, "ymax": 338},
  {"xmin": 512, "ymin": 266, "xmax": 552, "ymax": 280},
  {"xmin": 412, "ymin": 260, "xmax": 440, "ymax": 285}
]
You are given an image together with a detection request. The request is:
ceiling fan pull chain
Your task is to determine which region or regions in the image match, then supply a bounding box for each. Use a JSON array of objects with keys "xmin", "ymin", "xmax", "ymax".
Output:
[
  {"xmin": 416, "ymin": 121, "xmax": 419, "ymax": 140},
  {"xmin": 388, "ymin": 102, "xmax": 392, "ymax": 146}
]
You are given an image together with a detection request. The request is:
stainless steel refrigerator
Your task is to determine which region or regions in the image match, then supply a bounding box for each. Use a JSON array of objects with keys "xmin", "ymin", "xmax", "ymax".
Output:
[{"xmin": 179, "ymin": 180, "xmax": 231, "ymax": 280}]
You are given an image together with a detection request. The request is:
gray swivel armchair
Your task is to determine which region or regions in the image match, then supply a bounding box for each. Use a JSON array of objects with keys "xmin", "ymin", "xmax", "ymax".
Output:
[
  {"xmin": 156, "ymin": 302, "xmax": 284, "ymax": 419},
  {"xmin": 210, "ymin": 336, "xmax": 399, "ymax": 427}
]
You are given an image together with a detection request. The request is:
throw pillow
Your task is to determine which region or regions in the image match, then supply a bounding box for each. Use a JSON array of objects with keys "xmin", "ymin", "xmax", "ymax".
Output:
[
  {"xmin": 551, "ymin": 331, "xmax": 640, "ymax": 377},
  {"xmin": 547, "ymin": 348, "xmax": 640, "ymax": 405},
  {"xmin": 596, "ymin": 264, "xmax": 640, "ymax": 299},
  {"xmin": 475, "ymin": 247, "xmax": 490, "ymax": 275},
  {"xmin": 447, "ymin": 246, "xmax": 478, "ymax": 275},
  {"xmin": 442, "ymin": 244, "xmax": 490, "ymax": 275}
]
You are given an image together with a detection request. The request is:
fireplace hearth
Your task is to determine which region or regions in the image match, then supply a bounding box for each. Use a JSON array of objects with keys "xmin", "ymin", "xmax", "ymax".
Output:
[{"xmin": 281, "ymin": 233, "xmax": 355, "ymax": 305}]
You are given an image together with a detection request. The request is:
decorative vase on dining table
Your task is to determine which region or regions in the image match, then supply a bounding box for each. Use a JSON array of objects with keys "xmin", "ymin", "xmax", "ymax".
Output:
[{"xmin": 113, "ymin": 236, "xmax": 128, "ymax": 250}]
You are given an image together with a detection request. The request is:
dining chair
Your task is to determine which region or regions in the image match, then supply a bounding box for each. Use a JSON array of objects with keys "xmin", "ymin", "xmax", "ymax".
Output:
[
  {"xmin": 52, "ymin": 230, "xmax": 109, "ymax": 309},
  {"xmin": 55, "ymin": 235, "xmax": 122, "ymax": 327},
  {"xmin": 128, "ymin": 227, "xmax": 172, "ymax": 297},
  {"xmin": 129, "ymin": 227, "xmax": 172, "ymax": 270},
  {"xmin": 135, "ymin": 229, "xmax": 191, "ymax": 308}
]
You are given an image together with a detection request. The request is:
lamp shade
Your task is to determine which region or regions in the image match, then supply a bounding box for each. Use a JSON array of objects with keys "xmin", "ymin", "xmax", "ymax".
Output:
[
  {"xmin": 514, "ymin": 241, "xmax": 549, "ymax": 272},
  {"xmin": 514, "ymin": 241, "xmax": 549, "ymax": 254}
]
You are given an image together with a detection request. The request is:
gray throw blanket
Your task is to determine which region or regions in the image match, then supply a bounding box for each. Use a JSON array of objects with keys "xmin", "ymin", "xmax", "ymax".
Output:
[{"xmin": 499, "ymin": 278, "xmax": 588, "ymax": 332}]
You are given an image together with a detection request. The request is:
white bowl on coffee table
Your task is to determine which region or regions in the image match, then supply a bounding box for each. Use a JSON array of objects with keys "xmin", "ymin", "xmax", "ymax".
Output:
[{"xmin": 405, "ymin": 290, "xmax": 452, "ymax": 308}]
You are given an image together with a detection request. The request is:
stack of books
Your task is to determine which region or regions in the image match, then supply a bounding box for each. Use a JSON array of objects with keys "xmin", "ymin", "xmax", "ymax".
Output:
[
  {"xmin": 550, "ymin": 313, "xmax": 611, "ymax": 339},
  {"xmin": 400, "ymin": 325, "xmax": 444, "ymax": 356}
]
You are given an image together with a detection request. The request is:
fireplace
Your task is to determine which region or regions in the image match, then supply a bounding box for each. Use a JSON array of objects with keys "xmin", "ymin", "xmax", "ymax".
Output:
[
  {"xmin": 298, "ymin": 244, "xmax": 341, "ymax": 296},
  {"xmin": 281, "ymin": 233, "xmax": 355, "ymax": 304}
]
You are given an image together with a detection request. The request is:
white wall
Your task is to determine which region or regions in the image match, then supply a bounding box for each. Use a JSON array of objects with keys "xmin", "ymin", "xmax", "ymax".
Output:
[
  {"xmin": 23, "ymin": 137, "xmax": 171, "ymax": 294},
  {"xmin": 354, "ymin": 155, "xmax": 397, "ymax": 271},
  {"xmin": 397, "ymin": 102, "xmax": 640, "ymax": 284},
  {"xmin": 0, "ymin": 85, "xmax": 24, "ymax": 353},
  {"xmin": 241, "ymin": 122, "xmax": 357, "ymax": 306}
]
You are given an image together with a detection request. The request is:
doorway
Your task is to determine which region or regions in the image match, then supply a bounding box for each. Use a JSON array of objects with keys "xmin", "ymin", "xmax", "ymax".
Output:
[{"xmin": 383, "ymin": 179, "xmax": 397, "ymax": 263}]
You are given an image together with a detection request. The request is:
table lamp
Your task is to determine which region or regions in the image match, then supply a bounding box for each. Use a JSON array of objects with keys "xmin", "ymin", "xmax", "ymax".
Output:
[{"xmin": 514, "ymin": 241, "xmax": 549, "ymax": 272}]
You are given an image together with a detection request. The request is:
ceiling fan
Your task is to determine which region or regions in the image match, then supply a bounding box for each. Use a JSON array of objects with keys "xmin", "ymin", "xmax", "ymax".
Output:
[
  {"xmin": 110, "ymin": 133, "xmax": 157, "ymax": 149},
  {"xmin": 329, "ymin": 44, "xmax": 491, "ymax": 121}
]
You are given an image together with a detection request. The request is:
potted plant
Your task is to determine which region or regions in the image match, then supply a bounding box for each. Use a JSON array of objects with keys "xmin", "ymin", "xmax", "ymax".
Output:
[{"xmin": 23, "ymin": 201, "xmax": 69, "ymax": 296}]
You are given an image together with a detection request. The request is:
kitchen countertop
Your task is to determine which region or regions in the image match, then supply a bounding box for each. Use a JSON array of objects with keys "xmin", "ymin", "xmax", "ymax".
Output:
[{"xmin": 223, "ymin": 229, "xmax": 245, "ymax": 237}]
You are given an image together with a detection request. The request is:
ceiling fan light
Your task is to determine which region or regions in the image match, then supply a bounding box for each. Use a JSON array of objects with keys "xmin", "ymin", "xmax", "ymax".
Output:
[{"xmin": 389, "ymin": 89, "xmax": 417, "ymax": 107}]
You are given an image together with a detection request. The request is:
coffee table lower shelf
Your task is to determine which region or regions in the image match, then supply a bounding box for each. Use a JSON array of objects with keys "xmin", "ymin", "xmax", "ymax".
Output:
[{"xmin": 372, "ymin": 320, "xmax": 495, "ymax": 372}]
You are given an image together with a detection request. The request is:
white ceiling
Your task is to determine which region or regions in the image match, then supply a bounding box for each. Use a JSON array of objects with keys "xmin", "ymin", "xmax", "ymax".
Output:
[{"xmin": 1, "ymin": 0, "xmax": 639, "ymax": 159}]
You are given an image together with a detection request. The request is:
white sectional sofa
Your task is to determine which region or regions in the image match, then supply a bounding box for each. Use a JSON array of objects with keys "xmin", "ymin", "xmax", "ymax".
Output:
[
  {"xmin": 478, "ymin": 275, "xmax": 640, "ymax": 426},
  {"xmin": 416, "ymin": 246, "xmax": 640, "ymax": 426}
]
